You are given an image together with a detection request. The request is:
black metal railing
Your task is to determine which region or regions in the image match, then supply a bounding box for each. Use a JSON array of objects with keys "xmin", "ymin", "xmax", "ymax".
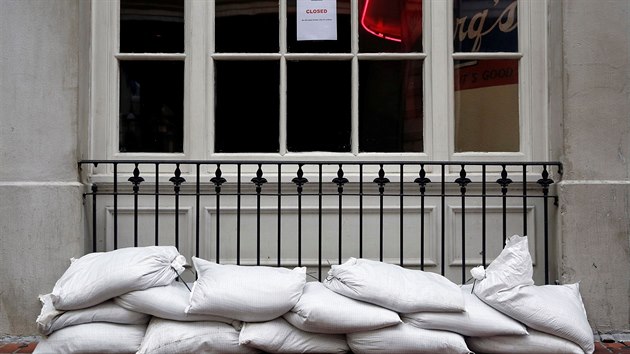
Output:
[{"xmin": 79, "ymin": 160, "xmax": 562, "ymax": 284}]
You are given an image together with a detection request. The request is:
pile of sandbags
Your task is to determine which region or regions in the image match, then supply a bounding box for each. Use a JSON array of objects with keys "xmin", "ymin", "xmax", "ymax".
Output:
[{"xmin": 35, "ymin": 236, "xmax": 593, "ymax": 354}]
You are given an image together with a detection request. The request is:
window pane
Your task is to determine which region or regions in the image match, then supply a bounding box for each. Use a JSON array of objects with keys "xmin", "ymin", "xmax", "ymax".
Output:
[
  {"xmin": 454, "ymin": 59, "xmax": 519, "ymax": 152},
  {"xmin": 120, "ymin": 0, "xmax": 184, "ymax": 53},
  {"xmin": 215, "ymin": 61, "xmax": 280, "ymax": 153},
  {"xmin": 287, "ymin": 0, "xmax": 351, "ymax": 53},
  {"xmin": 360, "ymin": 60, "xmax": 423, "ymax": 152},
  {"xmin": 215, "ymin": 0, "xmax": 279, "ymax": 53},
  {"xmin": 119, "ymin": 61, "xmax": 184, "ymax": 153},
  {"xmin": 453, "ymin": 0, "xmax": 518, "ymax": 53},
  {"xmin": 359, "ymin": 0, "xmax": 423, "ymax": 53},
  {"xmin": 287, "ymin": 61, "xmax": 351, "ymax": 152}
]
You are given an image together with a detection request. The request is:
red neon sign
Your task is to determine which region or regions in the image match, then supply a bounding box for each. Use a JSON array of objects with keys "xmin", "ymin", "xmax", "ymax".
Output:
[{"xmin": 360, "ymin": 0, "xmax": 402, "ymax": 42}]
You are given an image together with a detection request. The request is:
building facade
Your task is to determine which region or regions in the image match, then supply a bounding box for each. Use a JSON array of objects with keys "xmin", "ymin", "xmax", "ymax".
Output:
[{"xmin": 0, "ymin": 0, "xmax": 628, "ymax": 335}]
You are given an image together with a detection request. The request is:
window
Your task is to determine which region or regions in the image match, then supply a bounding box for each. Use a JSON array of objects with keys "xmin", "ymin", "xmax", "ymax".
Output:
[{"xmin": 90, "ymin": 0, "xmax": 548, "ymax": 162}]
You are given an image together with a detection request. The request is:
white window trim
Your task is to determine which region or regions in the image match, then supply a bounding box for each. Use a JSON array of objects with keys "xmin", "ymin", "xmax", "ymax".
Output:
[{"xmin": 89, "ymin": 0, "xmax": 548, "ymax": 175}]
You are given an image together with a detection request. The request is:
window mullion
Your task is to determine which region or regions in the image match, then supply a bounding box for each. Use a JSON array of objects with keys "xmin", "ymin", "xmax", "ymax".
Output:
[
  {"xmin": 279, "ymin": 0, "xmax": 288, "ymax": 155},
  {"xmin": 431, "ymin": 0, "xmax": 450, "ymax": 161},
  {"xmin": 207, "ymin": 0, "xmax": 215, "ymax": 155},
  {"xmin": 351, "ymin": 0, "xmax": 359, "ymax": 155}
]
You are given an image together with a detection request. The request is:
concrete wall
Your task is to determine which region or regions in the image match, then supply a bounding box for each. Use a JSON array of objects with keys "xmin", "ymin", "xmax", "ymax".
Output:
[
  {"xmin": 558, "ymin": 0, "xmax": 630, "ymax": 333},
  {"xmin": 0, "ymin": 0, "xmax": 85, "ymax": 335}
]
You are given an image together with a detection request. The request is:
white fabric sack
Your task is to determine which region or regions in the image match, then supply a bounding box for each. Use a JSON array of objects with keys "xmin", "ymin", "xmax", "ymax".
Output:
[
  {"xmin": 465, "ymin": 328, "xmax": 584, "ymax": 354},
  {"xmin": 137, "ymin": 317, "xmax": 259, "ymax": 354},
  {"xmin": 402, "ymin": 284, "xmax": 528, "ymax": 337},
  {"xmin": 115, "ymin": 280, "xmax": 237, "ymax": 325},
  {"xmin": 323, "ymin": 257, "xmax": 464, "ymax": 313},
  {"xmin": 283, "ymin": 281, "xmax": 401, "ymax": 334},
  {"xmin": 346, "ymin": 322, "xmax": 472, "ymax": 354},
  {"xmin": 186, "ymin": 257, "xmax": 306, "ymax": 322},
  {"xmin": 473, "ymin": 235, "xmax": 594, "ymax": 354},
  {"xmin": 33, "ymin": 322, "xmax": 146, "ymax": 354},
  {"xmin": 36, "ymin": 294, "xmax": 149, "ymax": 335},
  {"xmin": 49, "ymin": 246, "xmax": 186, "ymax": 310},
  {"xmin": 239, "ymin": 317, "xmax": 349, "ymax": 353}
]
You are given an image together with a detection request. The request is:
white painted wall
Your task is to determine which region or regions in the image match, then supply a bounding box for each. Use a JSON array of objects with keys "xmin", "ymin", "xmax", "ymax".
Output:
[
  {"xmin": 557, "ymin": 0, "xmax": 630, "ymax": 333},
  {"xmin": 0, "ymin": 0, "xmax": 85, "ymax": 335}
]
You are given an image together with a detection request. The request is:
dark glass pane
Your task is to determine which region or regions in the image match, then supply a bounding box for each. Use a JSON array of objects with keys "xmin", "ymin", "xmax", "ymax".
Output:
[
  {"xmin": 120, "ymin": 0, "xmax": 184, "ymax": 53},
  {"xmin": 119, "ymin": 61, "xmax": 184, "ymax": 153},
  {"xmin": 359, "ymin": 0, "xmax": 423, "ymax": 53},
  {"xmin": 287, "ymin": 0, "xmax": 351, "ymax": 53},
  {"xmin": 453, "ymin": 0, "xmax": 518, "ymax": 53},
  {"xmin": 454, "ymin": 59, "xmax": 519, "ymax": 152},
  {"xmin": 359, "ymin": 60, "xmax": 423, "ymax": 152},
  {"xmin": 215, "ymin": 61, "xmax": 280, "ymax": 153},
  {"xmin": 215, "ymin": 0, "xmax": 279, "ymax": 53},
  {"xmin": 287, "ymin": 61, "xmax": 351, "ymax": 152}
]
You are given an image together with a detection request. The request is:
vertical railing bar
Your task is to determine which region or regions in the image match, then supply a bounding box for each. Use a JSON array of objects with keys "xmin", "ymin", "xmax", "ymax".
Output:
[
  {"xmin": 456, "ymin": 164, "xmax": 471, "ymax": 285},
  {"xmin": 375, "ymin": 164, "xmax": 388, "ymax": 262},
  {"xmin": 277, "ymin": 164, "xmax": 282, "ymax": 267},
  {"xmin": 131, "ymin": 163, "xmax": 142, "ymax": 247},
  {"xmin": 174, "ymin": 165, "xmax": 181, "ymax": 250},
  {"xmin": 420, "ymin": 165, "xmax": 426, "ymax": 271},
  {"xmin": 237, "ymin": 164, "xmax": 242, "ymax": 265},
  {"xmin": 482, "ymin": 165, "xmax": 487, "ymax": 268},
  {"xmin": 399, "ymin": 164, "xmax": 404, "ymax": 266},
  {"xmin": 338, "ymin": 180, "xmax": 343, "ymax": 265},
  {"xmin": 253, "ymin": 164, "xmax": 266, "ymax": 266},
  {"xmin": 333, "ymin": 164, "xmax": 348, "ymax": 265},
  {"xmin": 92, "ymin": 184, "xmax": 98, "ymax": 252},
  {"xmin": 113, "ymin": 163, "xmax": 118, "ymax": 250},
  {"xmin": 215, "ymin": 165, "xmax": 221, "ymax": 264},
  {"xmin": 318, "ymin": 164, "xmax": 323, "ymax": 280},
  {"xmin": 499, "ymin": 165, "xmax": 510, "ymax": 245},
  {"xmin": 297, "ymin": 167, "xmax": 303, "ymax": 268},
  {"xmin": 155, "ymin": 163, "xmax": 160, "ymax": 246},
  {"xmin": 359, "ymin": 164, "xmax": 363, "ymax": 258},
  {"xmin": 522, "ymin": 164, "xmax": 528, "ymax": 237},
  {"xmin": 195, "ymin": 163, "xmax": 200, "ymax": 257},
  {"xmin": 540, "ymin": 164, "xmax": 551, "ymax": 284},
  {"xmin": 440, "ymin": 164, "xmax": 445, "ymax": 276}
]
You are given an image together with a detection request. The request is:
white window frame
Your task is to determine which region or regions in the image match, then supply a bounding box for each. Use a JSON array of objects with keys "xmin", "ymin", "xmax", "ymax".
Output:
[{"xmin": 89, "ymin": 0, "xmax": 548, "ymax": 169}]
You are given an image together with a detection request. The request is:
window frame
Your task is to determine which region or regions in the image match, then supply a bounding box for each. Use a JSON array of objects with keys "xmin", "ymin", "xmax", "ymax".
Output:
[{"xmin": 89, "ymin": 0, "xmax": 548, "ymax": 168}]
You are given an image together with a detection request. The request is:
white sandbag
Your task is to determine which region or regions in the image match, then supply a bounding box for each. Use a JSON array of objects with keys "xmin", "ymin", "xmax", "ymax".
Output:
[
  {"xmin": 465, "ymin": 328, "xmax": 584, "ymax": 354},
  {"xmin": 283, "ymin": 281, "xmax": 401, "ymax": 334},
  {"xmin": 473, "ymin": 235, "xmax": 594, "ymax": 354},
  {"xmin": 402, "ymin": 284, "xmax": 528, "ymax": 337},
  {"xmin": 36, "ymin": 294, "xmax": 149, "ymax": 335},
  {"xmin": 186, "ymin": 257, "xmax": 306, "ymax": 322},
  {"xmin": 115, "ymin": 280, "xmax": 237, "ymax": 325},
  {"xmin": 33, "ymin": 322, "xmax": 146, "ymax": 354},
  {"xmin": 137, "ymin": 317, "xmax": 259, "ymax": 354},
  {"xmin": 49, "ymin": 246, "xmax": 186, "ymax": 310},
  {"xmin": 239, "ymin": 317, "xmax": 349, "ymax": 353},
  {"xmin": 323, "ymin": 257, "xmax": 464, "ymax": 313},
  {"xmin": 347, "ymin": 322, "xmax": 472, "ymax": 354}
]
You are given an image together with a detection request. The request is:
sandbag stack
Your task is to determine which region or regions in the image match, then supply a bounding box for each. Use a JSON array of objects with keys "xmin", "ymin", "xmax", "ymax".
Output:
[{"xmin": 35, "ymin": 236, "xmax": 594, "ymax": 354}]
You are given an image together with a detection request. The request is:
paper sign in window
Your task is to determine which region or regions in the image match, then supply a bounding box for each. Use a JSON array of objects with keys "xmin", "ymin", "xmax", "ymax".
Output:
[{"xmin": 297, "ymin": 0, "xmax": 337, "ymax": 41}]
